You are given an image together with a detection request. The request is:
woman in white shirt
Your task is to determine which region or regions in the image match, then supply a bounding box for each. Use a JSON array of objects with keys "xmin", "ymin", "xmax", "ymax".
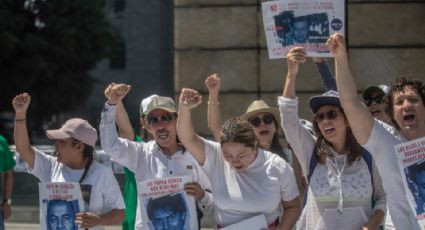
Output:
[
  {"xmin": 279, "ymin": 47, "xmax": 386, "ymax": 230},
  {"xmin": 12, "ymin": 93, "xmax": 125, "ymax": 230},
  {"xmin": 177, "ymin": 88, "xmax": 300, "ymax": 229},
  {"xmin": 205, "ymin": 74, "xmax": 306, "ymax": 206}
]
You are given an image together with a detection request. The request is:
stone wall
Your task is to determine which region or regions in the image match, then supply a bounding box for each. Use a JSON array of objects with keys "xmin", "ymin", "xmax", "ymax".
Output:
[{"xmin": 174, "ymin": 0, "xmax": 425, "ymax": 136}]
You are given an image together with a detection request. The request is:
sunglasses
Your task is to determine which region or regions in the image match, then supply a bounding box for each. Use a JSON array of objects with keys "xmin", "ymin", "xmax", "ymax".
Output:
[
  {"xmin": 147, "ymin": 114, "xmax": 175, "ymax": 126},
  {"xmin": 249, "ymin": 114, "xmax": 274, "ymax": 127},
  {"xmin": 314, "ymin": 109, "xmax": 340, "ymax": 122},
  {"xmin": 364, "ymin": 95, "xmax": 385, "ymax": 106}
]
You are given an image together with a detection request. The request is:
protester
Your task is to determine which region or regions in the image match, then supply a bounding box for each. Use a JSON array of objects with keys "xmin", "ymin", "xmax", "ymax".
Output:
[
  {"xmin": 101, "ymin": 83, "xmax": 214, "ymax": 230},
  {"xmin": 312, "ymin": 56, "xmax": 396, "ymax": 229},
  {"xmin": 279, "ymin": 47, "xmax": 386, "ymax": 230},
  {"xmin": 176, "ymin": 88, "xmax": 300, "ymax": 229},
  {"xmin": 328, "ymin": 33, "xmax": 425, "ymax": 229},
  {"xmin": 0, "ymin": 134, "xmax": 15, "ymax": 230},
  {"xmin": 329, "ymin": 32, "xmax": 425, "ymax": 229},
  {"xmin": 12, "ymin": 93, "xmax": 125, "ymax": 230},
  {"xmin": 362, "ymin": 84, "xmax": 393, "ymax": 126},
  {"xmin": 205, "ymin": 73, "xmax": 306, "ymax": 206}
]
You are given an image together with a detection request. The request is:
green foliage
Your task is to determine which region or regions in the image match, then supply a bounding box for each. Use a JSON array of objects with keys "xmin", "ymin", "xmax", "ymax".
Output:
[{"xmin": 0, "ymin": 0, "xmax": 112, "ymax": 121}]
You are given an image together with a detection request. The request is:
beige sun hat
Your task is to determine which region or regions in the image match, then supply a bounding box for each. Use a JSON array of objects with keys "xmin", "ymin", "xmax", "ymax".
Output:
[{"xmin": 241, "ymin": 100, "xmax": 280, "ymax": 122}]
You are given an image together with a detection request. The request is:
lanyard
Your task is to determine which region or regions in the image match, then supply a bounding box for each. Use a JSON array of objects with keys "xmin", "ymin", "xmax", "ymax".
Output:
[{"xmin": 329, "ymin": 155, "xmax": 346, "ymax": 214}]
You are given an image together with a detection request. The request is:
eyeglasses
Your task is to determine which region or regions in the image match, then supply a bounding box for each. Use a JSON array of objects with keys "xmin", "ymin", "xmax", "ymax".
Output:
[
  {"xmin": 364, "ymin": 95, "xmax": 385, "ymax": 106},
  {"xmin": 249, "ymin": 114, "xmax": 274, "ymax": 127},
  {"xmin": 147, "ymin": 114, "xmax": 175, "ymax": 126},
  {"xmin": 314, "ymin": 109, "xmax": 340, "ymax": 122}
]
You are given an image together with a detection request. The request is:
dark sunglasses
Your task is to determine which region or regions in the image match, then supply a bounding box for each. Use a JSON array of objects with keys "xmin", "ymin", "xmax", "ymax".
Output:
[
  {"xmin": 314, "ymin": 109, "xmax": 340, "ymax": 122},
  {"xmin": 364, "ymin": 95, "xmax": 385, "ymax": 106},
  {"xmin": 147, "ymin": 114, "xmax": 175, "ymax": 126},
  {"xmin": 250, "ymin": 114, "xmax": 274, "ymax": 127}
]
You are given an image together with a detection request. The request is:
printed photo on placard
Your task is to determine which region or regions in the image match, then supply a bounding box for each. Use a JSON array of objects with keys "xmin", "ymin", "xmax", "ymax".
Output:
[
  {"xmin": 138, "ymin": 175, "xmax": 197, "ymax": 230},
  {"xmin": 395, "ymin": 136, "xmax": 425, "ymax": 229},
  {"xmin": 262, "ymin": 0, "xmax": 345, "ymax": 58},
  {"xmin": 39, "ymin": 182, "xmax": 84, "ymax": 230}
]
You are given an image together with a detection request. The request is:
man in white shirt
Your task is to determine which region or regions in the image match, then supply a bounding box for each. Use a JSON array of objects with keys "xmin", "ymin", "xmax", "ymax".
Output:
[
  {"xmin": 327, "ymin": 33, "xmax": 425, "ymax": 230},
  {"xmin": 100, "ymin": 83, "xmax": 214, "ymax": 230}
]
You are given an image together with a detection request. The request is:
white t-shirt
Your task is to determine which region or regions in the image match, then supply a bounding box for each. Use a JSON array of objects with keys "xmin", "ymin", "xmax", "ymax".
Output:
[
  {"xmin": 202, "ymin": 138, "xmax": 299, "ymax": 227},
  {"xmin": 363, "ymin": 120, "xmax": 421, "ymax": 230},
  {"xmin": 29, "ymin": 148, "xmax": 125, "ymax": 230},
  {"xmin": 100, "ymin": 103, "xmax": 213, "ymax": 230}
]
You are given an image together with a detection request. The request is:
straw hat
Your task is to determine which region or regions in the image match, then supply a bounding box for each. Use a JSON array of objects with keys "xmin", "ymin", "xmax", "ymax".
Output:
[{"xmin": 241, "ymin": 100, "xmax": 280, "ymax": 123}]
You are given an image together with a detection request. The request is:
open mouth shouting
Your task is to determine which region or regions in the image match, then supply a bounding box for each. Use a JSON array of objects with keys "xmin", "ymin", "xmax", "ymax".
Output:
[
  {"xmin": 370, "ymin": 108, "xmax": 381, "ymax": 117},
  {"xmin": 156, "ymin": 129, "xmax": 170, "ymax": 140},
  {"xmin": 323, "ymin": 127, "xmax": 335, "ymax": 135},
  {"xmin": 402, "ymin": 112, "xmax": 416, "ymax": 126},
  {"xmin": 259, "ymin": 130, "xmax": 270, "ymax": 136}
]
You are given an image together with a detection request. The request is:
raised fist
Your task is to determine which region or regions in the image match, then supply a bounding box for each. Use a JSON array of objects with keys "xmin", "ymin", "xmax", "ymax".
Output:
[
  {"xmin": 326, "ymin": 33, "xmax": 347, "ymax": 58},
  {"xmin": 179, "ymin": 88, "xmax": 202, "ymax": 110},
  {"xmin": 104, "ymin": 83, "xmax": 131, "ymax": 104},
  {"xmin": 12, "ymin": 93, "xmax": 31, "ymax": 113},
  {"xmin": 205, "ymin": 74, "xmax": 221, "ymax": 94}
]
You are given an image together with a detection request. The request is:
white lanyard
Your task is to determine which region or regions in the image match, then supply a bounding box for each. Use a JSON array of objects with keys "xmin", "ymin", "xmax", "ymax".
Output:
[{"xmin": 330, "ymin": 155, "xmax": 346, "ymax": 214}]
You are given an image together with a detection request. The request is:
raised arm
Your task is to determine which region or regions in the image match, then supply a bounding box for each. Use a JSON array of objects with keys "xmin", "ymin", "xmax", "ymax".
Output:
[
  {"xmin": 312, "ymin": 57, "xmax": 337, "ymax": 91},
  {"xmin": 12, "ymin": 93, "xmax": 35, "ymax": 169},
  {"xmin": 176, "ymin": 88, "xmax": 206, "ymax": 165},
  {"xmin": 116, "ymin": 101, "xmax": 135, "ymax": 141},
  {"xmin": 104, "ymin": 83, "xmax": 134, "ymax": 140},
  {"xmin": 327, "ymin": 34, "xmax": 374, "ymax": 144},
  {"xmin": 205, "ymin": 74, "xmax": 222, "ymax": 141},
  {"xmin": 283, "ymin": 47, "xmax": 306, "ymax": 98}
]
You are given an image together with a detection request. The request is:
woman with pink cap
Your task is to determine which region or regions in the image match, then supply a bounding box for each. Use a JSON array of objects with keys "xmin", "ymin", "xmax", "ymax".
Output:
[{"xmin": 12, "ymin": 93, "xmax": 125, "ymax": 230}]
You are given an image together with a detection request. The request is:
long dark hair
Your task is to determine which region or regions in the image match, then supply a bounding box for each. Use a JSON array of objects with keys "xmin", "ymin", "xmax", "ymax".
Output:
[
  {"xmin": 268, "ymin": 116, "xmax": 289, "ymax": 161},
  {"xmin": 312, "ymin": 108, "xmax": 362, "ymax": 165},
  {"xmin": 71, "ymin": 138, "xmax": 94, "ymax": 183}
]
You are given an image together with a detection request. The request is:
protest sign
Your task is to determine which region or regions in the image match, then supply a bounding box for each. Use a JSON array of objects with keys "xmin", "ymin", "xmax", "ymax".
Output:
[
  {"xmin": 39, "ymin": 182, "xmax": 84, "ymax": 230},
  {"xmin": 138, "ymin": 175, "xmax": 197, "ymax": 230},
  {"xmin": 395, "ymin": 136, "xmax": 425, "ymax": 229},
  {"xmin": 262, "ymin": 0, "xmax": 345, "ymax": 58}
]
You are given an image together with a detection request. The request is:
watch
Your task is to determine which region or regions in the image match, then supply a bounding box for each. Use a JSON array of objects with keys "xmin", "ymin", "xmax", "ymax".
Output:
[{"xmin": 2, "ymin": 198, "xmax": 12, "ymax": 205}]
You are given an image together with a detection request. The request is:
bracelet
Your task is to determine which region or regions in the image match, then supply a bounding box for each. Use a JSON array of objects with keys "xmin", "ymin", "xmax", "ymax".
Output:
[
  {"xmin": 106, "ymin": 102, "xmax": 117, "ymax": 106},
  {"xmin": 207, "ymin": 101, "xmax": 220, "ymax": 105},
  {"xmin": 15, "ymin": 118, "xmax": 27, "ymax": 123}
]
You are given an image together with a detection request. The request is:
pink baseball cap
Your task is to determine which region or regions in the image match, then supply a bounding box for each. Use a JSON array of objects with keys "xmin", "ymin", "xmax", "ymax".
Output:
[{"xmin": 46, "ymin": 118, "xmax": 98, "ymax": 147}]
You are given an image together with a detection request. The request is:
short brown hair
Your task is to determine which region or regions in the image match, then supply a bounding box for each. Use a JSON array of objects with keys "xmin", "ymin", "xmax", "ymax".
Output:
[{"xmin": 220, "ymin": 117, "xmax": 257, "ymax": 148}]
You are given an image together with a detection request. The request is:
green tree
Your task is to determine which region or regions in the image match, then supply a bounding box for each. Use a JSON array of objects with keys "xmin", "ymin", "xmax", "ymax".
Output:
[{"xmin": 0, "ymin": 0, "xmax": 112, "ymax": 128}]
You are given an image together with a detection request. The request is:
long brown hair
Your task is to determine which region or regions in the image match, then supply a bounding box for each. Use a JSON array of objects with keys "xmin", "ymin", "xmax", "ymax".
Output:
[{"xmin": 312, "ymin": 108, "xmax": 363, "ymax": 165}]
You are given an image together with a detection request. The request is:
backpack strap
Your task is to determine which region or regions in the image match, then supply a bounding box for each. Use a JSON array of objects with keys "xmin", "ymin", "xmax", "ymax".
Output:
[{"xmin": 307, "ymin": 148, "xmax": 318, "ymax": 184}]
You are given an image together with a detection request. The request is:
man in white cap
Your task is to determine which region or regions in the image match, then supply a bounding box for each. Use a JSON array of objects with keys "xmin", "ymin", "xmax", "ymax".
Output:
[
  {"xmin": 101, "ymin": 83, "xmax": 213, "ymax": 230},
  {"xmin": 12, "ymin": 93, "xmax": 125, "ymax": 230}
]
